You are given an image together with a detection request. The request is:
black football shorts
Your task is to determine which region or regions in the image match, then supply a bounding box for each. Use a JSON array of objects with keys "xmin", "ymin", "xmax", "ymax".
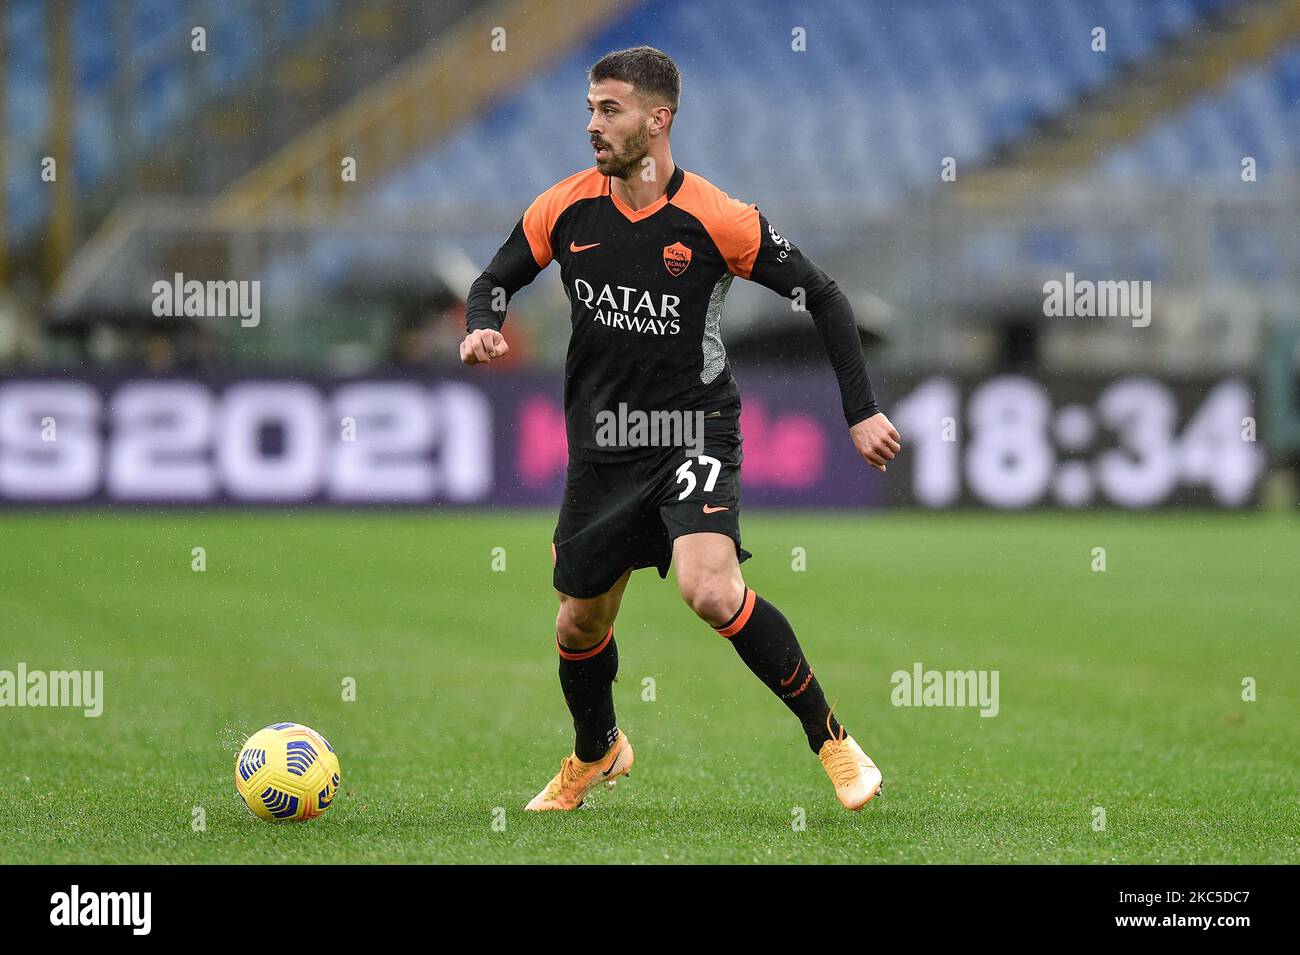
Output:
[{"xmin": 552, "ymin": 408, "xmax": 753, "ymax": 599}]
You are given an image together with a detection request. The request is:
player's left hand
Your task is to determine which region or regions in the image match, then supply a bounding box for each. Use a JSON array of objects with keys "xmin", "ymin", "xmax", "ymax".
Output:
[{"xmin": 850, "ymin": 412, "xmax": 901, "ymax": 472}]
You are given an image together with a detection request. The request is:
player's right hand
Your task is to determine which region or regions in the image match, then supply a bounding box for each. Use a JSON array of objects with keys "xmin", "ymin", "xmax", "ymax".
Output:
[{"xmin": 460, "ymin": 329, "xmax": 509, "ymax": 366}]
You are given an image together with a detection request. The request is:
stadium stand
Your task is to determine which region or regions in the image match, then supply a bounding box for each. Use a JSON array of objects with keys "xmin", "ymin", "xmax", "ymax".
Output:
[
  {"xmin": 371, "ymin": 0, "xmax": 1246, "ymax": 213},
  {"xmin": 13, "ymin": 0, "xmax": 1300, "ymax": 377},
  {"xmin": 1097, "ymin": 41, "xmax": 1300, "ymax": 183},
  {"xmin": 5, "ymin": 1, "xmax": 338, "ymax": 238}
]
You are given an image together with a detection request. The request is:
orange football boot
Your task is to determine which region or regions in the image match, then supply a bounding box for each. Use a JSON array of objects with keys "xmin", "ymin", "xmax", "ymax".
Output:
[
  {"xmin": 817, "ymin": 710, "xmax": 883, "ymax": 810},
  {"xmin": 524, "ymin": 732, "xmax": 634, "ymax": 811}
]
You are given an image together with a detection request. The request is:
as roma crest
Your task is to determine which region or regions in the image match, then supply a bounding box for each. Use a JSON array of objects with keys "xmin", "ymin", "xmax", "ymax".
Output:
[{"xmin": 663, "ymin": 242, "xmax": 691, "ymax": 277}]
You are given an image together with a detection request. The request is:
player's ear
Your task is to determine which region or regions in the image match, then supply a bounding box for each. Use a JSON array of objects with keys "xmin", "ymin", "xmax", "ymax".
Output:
[{"xmin": 651, "ymin": 104, "xmax": 673, "ymax": 136}]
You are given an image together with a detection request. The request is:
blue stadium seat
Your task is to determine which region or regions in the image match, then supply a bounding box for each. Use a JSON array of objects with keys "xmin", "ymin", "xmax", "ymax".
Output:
[
  {"xmin": 4, "ymin": 0, "xmax": 336, "ymax": 237},
  {"xmin": 1097, "ymin": 41, "xmax": 1300, "ymax": 186},
  {"xmin": 375, "ymin": 0, "xmax": 1245, "ymax": 214}
]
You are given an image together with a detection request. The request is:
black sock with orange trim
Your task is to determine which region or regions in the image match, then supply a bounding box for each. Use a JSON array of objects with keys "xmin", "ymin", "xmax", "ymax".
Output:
[
  {"xmin": 714, "ymin": 588, "xmax": 842, "ymax": 753},
  {"xmin": 557, "ymin": 628, "xmax": 620, "ymax": 762}
]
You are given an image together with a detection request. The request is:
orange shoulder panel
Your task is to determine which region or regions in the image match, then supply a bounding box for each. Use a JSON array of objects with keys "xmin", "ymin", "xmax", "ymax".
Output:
[
  {"xmin": 671, "ymin": 172, "xmax": 761, "ymax": 278},
  {"xmin": 521, "ymin": 168, "xmax": 607, "ymax": 268}
]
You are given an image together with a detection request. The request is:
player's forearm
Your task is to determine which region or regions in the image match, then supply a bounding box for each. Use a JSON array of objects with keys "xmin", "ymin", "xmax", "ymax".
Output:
[
  {"xmin": 806, "ymin": 279, "xmax": 880, "ymax": 426},
  {"xmin": 466, "ymin": 272, "xmax": 507, "ymax": 333},
  {"xmin": 746, "ymin": 216, "xmax": 880, "ymax": 426},
  {"xmin": 465, "ymin": 217, "xmax": 545, "ymax": 334}
]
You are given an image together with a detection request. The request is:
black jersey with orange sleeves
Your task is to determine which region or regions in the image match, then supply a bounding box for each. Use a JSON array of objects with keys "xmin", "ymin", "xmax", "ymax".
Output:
[{"xmin": 466, "ymin": 164, "xmax": 879, "ymax": 461}]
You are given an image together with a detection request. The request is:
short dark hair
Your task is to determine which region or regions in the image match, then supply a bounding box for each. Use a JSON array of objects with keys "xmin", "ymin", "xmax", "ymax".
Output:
[{"xmin": 589, "ymin": 46, "xmax": 680, "ymax": 114}]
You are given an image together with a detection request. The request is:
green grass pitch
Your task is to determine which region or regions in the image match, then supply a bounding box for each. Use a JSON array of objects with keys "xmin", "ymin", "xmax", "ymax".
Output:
[{"xmin": 1, "ymin": 510, "xmax": 1296, "ymax": 864}]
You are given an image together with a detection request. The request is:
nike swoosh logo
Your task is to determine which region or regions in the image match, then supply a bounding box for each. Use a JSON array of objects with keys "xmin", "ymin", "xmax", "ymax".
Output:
[
  {"xmin": 779, "ymin": 662, "xmax": 801, "ymax": 687},
  {"xmin": 569, "ymin": 241, "xmax": 600, "ymax": 252},
  {"xmin": 702, "ymin": 504, "xmax": 729, "ymax": 514},
  {"xmin": 601, "ymin": 747, "xmax": 622, "ymax": 776}
]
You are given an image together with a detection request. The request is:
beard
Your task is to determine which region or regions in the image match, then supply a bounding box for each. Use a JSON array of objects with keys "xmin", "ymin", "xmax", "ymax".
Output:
[{"xmin": 594, "ymin": 122, "xmax": 650, "ymax": 179}]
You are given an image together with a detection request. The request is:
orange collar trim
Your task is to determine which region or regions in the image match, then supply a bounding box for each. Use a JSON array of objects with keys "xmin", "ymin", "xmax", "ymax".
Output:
[
  {"xmin": 606, "ymin": 165, "xmax": 684, "ymax": 223},
  {"xmin": 608, "ymin": 185, "xmax": 671, "ymax": 223}
]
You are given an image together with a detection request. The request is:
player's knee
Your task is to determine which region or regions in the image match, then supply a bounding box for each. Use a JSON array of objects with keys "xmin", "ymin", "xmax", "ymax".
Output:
[
  {"xmin": 679, "ymin": 574, "xmax": 745, "ymax": 628},
  {"xmin": 555, "ymin": 599, "xmax": 612, "ymax": 649}
]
